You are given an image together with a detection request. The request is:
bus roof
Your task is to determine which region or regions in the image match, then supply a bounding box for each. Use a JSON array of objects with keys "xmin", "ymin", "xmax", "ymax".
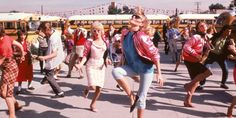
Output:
[
  {"xmin": 40, "ymin": 15, "xmax": 62, "ymax": 22},
  {"xmin": 0, "ymin": 13, "xmax": 37, "ymax": 22},
  {"xmin": 178, "ymin": 14, "xmax": 219, "ymax": 20},
  {"xmin": 68, "ymin": 14, "xmax": 170, "ymax": 21}
]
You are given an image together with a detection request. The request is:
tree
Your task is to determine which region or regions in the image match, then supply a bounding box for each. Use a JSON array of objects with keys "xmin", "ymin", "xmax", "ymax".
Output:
[
  {"xmin": 130, "ymin": 8, "xmax": 135, "ymax": 14},
  {"xmin": 108, "ymin": 5, "xmax": 134, "ymax": 14},
  {"xmin": 209, "ymin": 3, "xmax": 226, "ymax": 13},
  {"xmin": 108, "ymin": 5, "xmax": 121, "ymax": 14},
  {"xmin": 122, "ymin": 6, "xmax": 130, "ymax": 14},
  {"xmin": 9, "ymin": 10, "xmax": 20, "ymax": 13},
  {"xmin": 228, "ymin": 0, "xmax": 236, "ymax": 10}
]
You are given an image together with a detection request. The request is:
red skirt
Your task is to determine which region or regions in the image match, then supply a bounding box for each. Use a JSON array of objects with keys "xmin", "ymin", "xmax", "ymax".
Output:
[{"xmin": 16, "ymin": 53, "xmax": 33, "ymax": 82}]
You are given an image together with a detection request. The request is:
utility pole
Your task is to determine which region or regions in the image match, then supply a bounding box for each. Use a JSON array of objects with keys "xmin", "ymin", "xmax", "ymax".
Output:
[
  {"xmin": 41, "ymin": 5, "xmax": 43, "ymax": 15},
  {"xmin": 194, "ymin": 2, "xmax": 201, "ymax": 13}
]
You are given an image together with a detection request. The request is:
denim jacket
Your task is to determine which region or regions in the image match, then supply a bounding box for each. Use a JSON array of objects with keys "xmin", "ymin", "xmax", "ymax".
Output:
[{"xmin": 121, "ymin": 30, "xmax": 160, "ymax": 64}]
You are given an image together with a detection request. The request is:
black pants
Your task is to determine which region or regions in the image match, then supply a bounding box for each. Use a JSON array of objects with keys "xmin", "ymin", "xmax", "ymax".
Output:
[
  {"xmin": 43, "ymin": 69, "xmax": 63, "ymax": 95},
  {"xmin": 38, "ymin": 47, "xmax": 48, "ymax": 72},
  {"xmin": 200, "ymin": 52, "xmax": 228, "ymax": 85},
  {"xmin": 163, "ymin": 37, "xmax": 169, "ymax": 55}
]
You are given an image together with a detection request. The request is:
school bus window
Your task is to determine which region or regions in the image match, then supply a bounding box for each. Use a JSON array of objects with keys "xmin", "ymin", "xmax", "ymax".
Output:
[
  {"xmin": 114, "ymin": 20, "xmax": 122, "ymax": 24},
  {"xmin": 87, "ymin": 21, "xmax": 93, "ymax": 25},
  {"xmin": 4, "ymin": 22, "xmax": 15, "ymax": 29},
  {"xmin": 122, "ymin": 20, "xmax": 129, "ymax": 24},
  {"xmin": 153, "ymin": 20, "xmax": 157, "ymax": 24},
  {"xmin": 155, "ymin": 20, "xmax": 159, "ymax": 24},
  {"xmin": 100, "ymin": 20, "xmax": 107, "ymax": 24},
  {"xmin": 107, "ymin": 20, "xmax": 113, "ymax": 24},
  {"xmin": 80, "ymin": 21, "xmax": 85, "ymax": 25}
]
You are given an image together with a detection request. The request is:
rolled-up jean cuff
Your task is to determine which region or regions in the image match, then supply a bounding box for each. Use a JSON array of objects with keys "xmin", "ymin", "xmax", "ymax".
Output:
[
  {"xmin": 112, "ymin": 66, "xmax": 137, "ymax": 80},
  {"xmin": 136, "ymin": 98, "xmax": 146, "ymax": 109}
]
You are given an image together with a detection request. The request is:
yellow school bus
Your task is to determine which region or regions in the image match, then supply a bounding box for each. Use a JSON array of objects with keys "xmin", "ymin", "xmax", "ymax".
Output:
[
  {"xmin": 0, "ymin": 13, "xmax": 63, "ymax": 43},
  {"xmin": 68, "ymin": 14, "xmax": 170, "ymax": 31},
  {"xmin": 176, "ymin": 13, "xmax": 219, "ymax": 29}
]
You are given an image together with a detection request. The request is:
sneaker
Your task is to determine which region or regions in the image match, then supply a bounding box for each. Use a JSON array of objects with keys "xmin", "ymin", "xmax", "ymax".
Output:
[
  {"xmin": 220, "ymin": 84, "xmax": 229, "ymax": 89},
  {"xmin": 51, "ymin": 92, "xmax": 65, "ymax": 98},
  {"xmin": 196, "ymin": 86, "xmax": 204, "ymax": 91}
]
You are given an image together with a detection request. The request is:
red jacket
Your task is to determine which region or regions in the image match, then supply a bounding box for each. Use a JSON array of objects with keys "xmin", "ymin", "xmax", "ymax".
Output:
[
  {"xmin": 182, "ymin": 34, "xmax": 205, "ymax": 62},
  {"xmin": 74, "ymin": 29, "xmax": 87, "ymax": 46}
]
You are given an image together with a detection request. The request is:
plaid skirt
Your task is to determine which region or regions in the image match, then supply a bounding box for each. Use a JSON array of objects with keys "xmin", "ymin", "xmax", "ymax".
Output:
[{"xmin": 0, "ymin": 58, "xmax": 18, "ymax": 97}]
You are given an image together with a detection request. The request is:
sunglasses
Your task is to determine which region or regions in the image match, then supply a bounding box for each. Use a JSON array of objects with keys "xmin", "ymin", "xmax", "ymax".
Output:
[
  {"xmin": 132, "ymin": 14, "xmax": 141, "ymax": 19},
  {"xmin": 92, "ymin": 29, "xmax": 101, "ymax": 33}
]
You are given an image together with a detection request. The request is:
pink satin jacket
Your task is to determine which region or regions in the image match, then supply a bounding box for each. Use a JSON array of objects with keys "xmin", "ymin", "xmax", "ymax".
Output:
[
  {"xmin": 182, "ymin": 34, "xmax": 205, "ymax": 62},
  {"xmin": 121, "ymin": 30, "xmax": 160, "ymax": 64}
]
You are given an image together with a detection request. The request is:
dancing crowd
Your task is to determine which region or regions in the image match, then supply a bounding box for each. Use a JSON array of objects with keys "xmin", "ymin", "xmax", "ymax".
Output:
[{"xmin": 1, "ymin": 7, "xmax": 236, "ymax": 118}]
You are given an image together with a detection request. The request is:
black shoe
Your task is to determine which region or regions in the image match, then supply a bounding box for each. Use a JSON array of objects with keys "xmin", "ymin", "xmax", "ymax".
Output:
[
  {"xmin": 40, "ymin": 79, "xmax": 48, "ymax": 85},
  {"xmin": 51, "ymin": 92, "xmax": 64, "ymax": 98},
  {"xmin": 28, "ymin": 86, "xmax": 35, "ymax": 90},
  {"xmin": 196, "ymin": 86, "xmax": 204, "ymax": 91},
  {"xmin": 220, "ymin": 84, "xmax": 229, "ymax": 89},
  {"xmin": 15, "ymin": 90, "xmax": 21, "ymax": 95},
  {"xmin": 174, "ymin": 68, "xmax": 177, "ymax": 72},
  {"xmin": 78, "ymin": 76, "xmax": 84, "ymax": 79},
  {"xmin": 116, "ymin": 85, "xmax": 123, "ymax": 91},
  {"xmin": 66, "ymin": 74, "xmax": 71, "ymax": 78},
  {"xmin": 130, "ymin": 95, "xmax": 139, "ymax": 113}
]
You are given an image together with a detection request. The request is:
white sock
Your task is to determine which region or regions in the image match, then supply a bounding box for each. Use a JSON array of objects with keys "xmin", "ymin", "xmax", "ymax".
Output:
[
  {"xmin": 18, "ymin": 86, "xmax": 22, "ymax": 91},
  {"xmin": 58, "ymin": 92, "xmax": 64, "ymax": 95}
]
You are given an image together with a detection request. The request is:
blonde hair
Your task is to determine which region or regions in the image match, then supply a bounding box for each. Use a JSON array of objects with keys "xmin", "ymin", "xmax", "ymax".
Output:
[
  {"xmin": 143, "ymin": 25, "xmax": 156, "ymax": 37},
  {"xmin": 91, "ymin": 21, "xmax": 104, "ymax": 37},
  {"xmin": 91, "ymin": 21, "xmax": 104, "ymax": 32},
  {"xmin": 133, "ymin": 6, "xmax": 154, "ymax": 36}
]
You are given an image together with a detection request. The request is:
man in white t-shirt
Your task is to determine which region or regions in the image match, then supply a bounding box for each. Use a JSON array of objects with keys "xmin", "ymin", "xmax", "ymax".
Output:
[{"xmin": 38, "ymin": 22, "xmax": 65, "ymax": 98}]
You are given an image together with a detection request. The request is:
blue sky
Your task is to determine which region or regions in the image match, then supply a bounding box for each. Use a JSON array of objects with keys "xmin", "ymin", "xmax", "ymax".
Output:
[{"xmin": 0, "ymin": 0, "xmax": 232, "ymax": 12}]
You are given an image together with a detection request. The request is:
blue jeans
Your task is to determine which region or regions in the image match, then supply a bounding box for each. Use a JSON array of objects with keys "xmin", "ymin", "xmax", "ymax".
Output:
[{"xmin": 112, "ymin": 65, "xmax": 154, "ymax": 109}]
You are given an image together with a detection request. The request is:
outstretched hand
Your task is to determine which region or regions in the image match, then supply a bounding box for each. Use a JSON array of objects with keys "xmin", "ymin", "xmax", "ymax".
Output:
[
  {"xmin": 158, "ymin": 78, "xmax": 164, "ymax": 87},
  {"xmin": 156, "ymin": 74, "xmax": 164, "ymax": 87},
  {"xmin": 74, "ymin": 63, "xmax": 82, "ymax": 71}
]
